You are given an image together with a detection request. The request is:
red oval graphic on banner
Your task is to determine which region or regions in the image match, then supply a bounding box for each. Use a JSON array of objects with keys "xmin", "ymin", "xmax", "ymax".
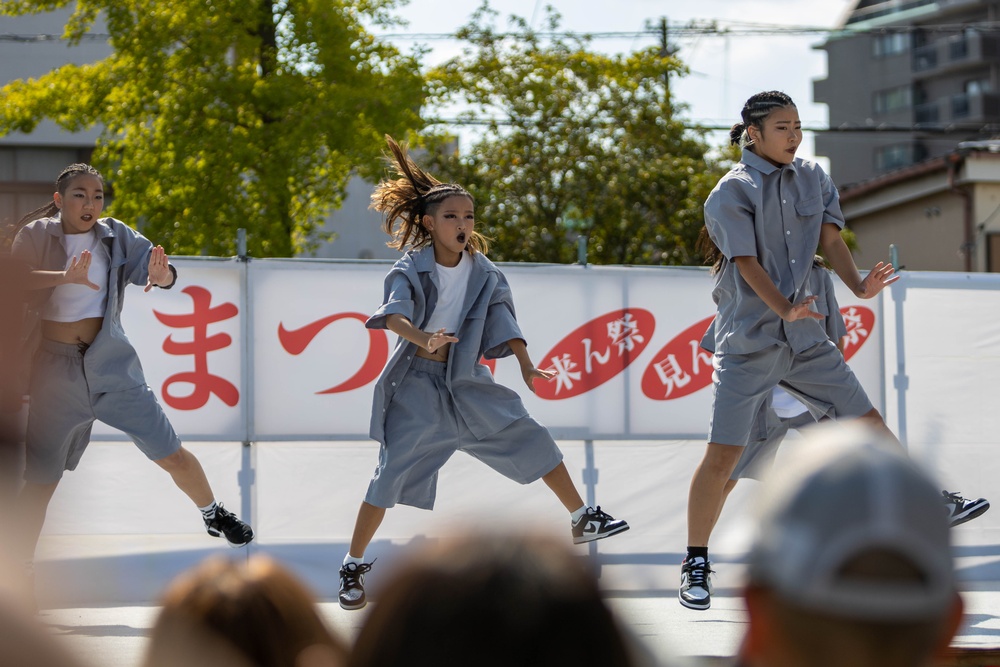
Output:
[
  {"xmin": 839, "ymin": 305, "xmax": 874, "ymax": 362},
  {"xmin": 534, "ymin": 309, "xmax": 655, "ymax": 400},
  {"xmin": 641, "ymin": 315, "xmax": 716, "ymax": 401}
]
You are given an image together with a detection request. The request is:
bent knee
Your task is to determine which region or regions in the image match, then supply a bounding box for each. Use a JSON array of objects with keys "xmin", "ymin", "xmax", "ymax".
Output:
[
  {"xmin": 703, "ymin": 442, "xmax": 745, "ymax": 476},
  {"xmin": 153, "ymin": 447, "xmax": 189, "ymax": 470}
]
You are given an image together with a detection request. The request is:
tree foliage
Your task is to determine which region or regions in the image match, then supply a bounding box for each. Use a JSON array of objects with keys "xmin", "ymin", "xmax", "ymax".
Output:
[
  {"xmin": 417, "ymin": 4, "xmax": 732, "ymax": 266},
  {"xmin": 0, "ymin": 0, "xmax": 425, "ymax": 256}
]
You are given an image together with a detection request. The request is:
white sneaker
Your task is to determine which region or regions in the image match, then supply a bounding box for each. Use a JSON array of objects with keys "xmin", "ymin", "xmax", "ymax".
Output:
[
  {"xmin": 571, "ymin": 506, "xmax": 630, "ymax": 544},
  {"xmin": 338, "ymin": 561, "xmax": 374, "ymax": 610},
  {"xmin": 943, "ymin": 490, "xmax": 989, "ymax": 526},
  {"xmin": 679, "ymin": 556, "xmax": 713, "ymax": 610}
]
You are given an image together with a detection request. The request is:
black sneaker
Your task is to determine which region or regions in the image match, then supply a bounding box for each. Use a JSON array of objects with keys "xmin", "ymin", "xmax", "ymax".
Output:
[
  {"xmin": 943, "ymin": 490, "xmax": 990, "ymax": 526},
  {"xmin": 339, "ymin": 561, "xmax": 374, "ymax": 610},
  {"xmin": 204, "ymin": 504, "xmax": 254, "ymax": 547},
  {"xmin": 571, "ymin": 506, "xmax": 630, "ymax": 544},
  {"xmin": 679, "ymin": 556, "xmax": 713, "ymax": 610}
]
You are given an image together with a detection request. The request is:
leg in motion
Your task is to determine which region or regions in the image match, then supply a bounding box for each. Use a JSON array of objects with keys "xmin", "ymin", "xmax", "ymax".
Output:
[
  {"xmin": 681, "ymin": 443, "xmax": 743, "ymax": 610},
  {"xmin": 541, "ymin": 462, "xmax": 629, "ymax": 545},
  {"xmin": 155, "ymin": 447, "xmax": 254, "ymax": 547},
  {"xmin": 339, "ymin": 502, "xmax": 386, "ymax": 610}
]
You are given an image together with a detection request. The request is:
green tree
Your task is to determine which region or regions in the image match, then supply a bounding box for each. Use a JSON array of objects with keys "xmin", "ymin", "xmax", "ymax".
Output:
[
  {"xmin": 418, "ymin": 4, "xmax": 730, "ymax": 265},
  {"xmin": 0, "ymin": 0, "xmax": 424, "ymax": 256}
]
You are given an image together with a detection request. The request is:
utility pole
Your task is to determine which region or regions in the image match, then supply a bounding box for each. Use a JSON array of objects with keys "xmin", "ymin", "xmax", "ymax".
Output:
[{"xmin": 657, "ymin": 17, "xmax": 678, "ymax": 101}]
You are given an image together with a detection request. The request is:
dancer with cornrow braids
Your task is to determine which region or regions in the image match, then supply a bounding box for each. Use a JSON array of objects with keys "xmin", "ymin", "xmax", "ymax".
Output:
[{"xmin": 679, "ymin": 91, "xmax": 988, "ymax": 611}]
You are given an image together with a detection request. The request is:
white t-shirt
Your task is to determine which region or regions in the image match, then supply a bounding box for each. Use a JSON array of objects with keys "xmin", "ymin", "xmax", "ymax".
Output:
[
  {"xmin": 43, "ymin": 230, "xmax": 110, "ymax": 321},
  {"xmin": 424, "ymin": 252, "xmax": 472, "ymax": 334},
  {"xmin": 771, "ymin": 386, "xmax": 808, "ymax": 419}
]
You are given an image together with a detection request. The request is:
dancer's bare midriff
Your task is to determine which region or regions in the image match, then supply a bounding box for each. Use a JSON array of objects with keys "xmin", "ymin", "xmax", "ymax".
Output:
[
  {"xmin": 41, "ymin": 317, "xmax": 103, "ymax": 346},
  {"xmin": 414, "ymin": 340, "xmax": 451, "ymax": 362}
]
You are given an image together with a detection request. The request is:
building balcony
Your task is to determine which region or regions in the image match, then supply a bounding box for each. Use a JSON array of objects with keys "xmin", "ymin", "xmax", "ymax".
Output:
[
  {"xmin": 951, "ymin": 91, "xmax": 1000, "ymax": 122},
  {"xmin": 912, "ymin": 31, "xmax": 1000, "ymax": 77},
  {"xmin": 913, "ymin": 101, "xmax": 940, "ymax": 124},
  {"xmin": 844, "ymin": 0, "xmax": 983, "ymax": 27},
  {"xmin": 912, "ymin": 92, "xmax": 1000, "ymax": 127},
  {"xmin": 846, "ymin": 0, "xmax": 934, "ymax": 26}
]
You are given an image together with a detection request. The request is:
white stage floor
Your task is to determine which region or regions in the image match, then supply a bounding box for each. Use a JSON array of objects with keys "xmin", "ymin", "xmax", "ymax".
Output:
[{"xmin": 19, "ymin": 437, "xmax": 1000, "ymax": 666}]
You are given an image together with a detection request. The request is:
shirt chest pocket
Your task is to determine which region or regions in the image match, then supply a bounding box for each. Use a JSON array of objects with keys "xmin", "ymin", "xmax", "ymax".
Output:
[{"xmin": 794, "ymin": 196, "xmax": 824, "ymax": 220}]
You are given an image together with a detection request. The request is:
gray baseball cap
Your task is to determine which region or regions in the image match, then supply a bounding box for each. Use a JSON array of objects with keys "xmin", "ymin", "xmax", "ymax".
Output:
[{"xmin": 747, "ymin": 423, "xmax": 955, "ymax": 621}]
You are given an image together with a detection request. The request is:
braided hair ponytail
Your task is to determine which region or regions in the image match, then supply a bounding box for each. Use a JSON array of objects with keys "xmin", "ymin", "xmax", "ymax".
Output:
[
  {"xmin": 699, "ymin": 92, "xmax": 795, "ymax": 269},
  {"xmin": 2, "ymin": 164, "xmax": 104, "ymax": 251},
  {"xmin": 728, "ymin": 90, "xmax": 796, "ymax": 148}
]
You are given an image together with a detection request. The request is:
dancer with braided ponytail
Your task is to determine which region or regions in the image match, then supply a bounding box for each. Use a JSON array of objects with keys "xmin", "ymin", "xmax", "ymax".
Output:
[
  {"xmin": 679, "ymin": 91, "xmax": 988, "ymax": 611},
  {"xmin": 337, "ymin": 136, "xmax": 628, "ymax": 610}
]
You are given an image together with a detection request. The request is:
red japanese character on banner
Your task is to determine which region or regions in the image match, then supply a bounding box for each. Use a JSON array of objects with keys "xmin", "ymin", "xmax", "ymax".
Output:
[
  {"xmin": 154, "ymin": 285, "xmax": 240, "ymax": 410},
  {"xmin": 641, "ymin": 315, "xmax": 715, "ymax": 400},
  {"xmin": 839, "ymin": 305, "xmax": 874, "ymax": 361},
  {"xmin": 535, "ymin": 309, "xmax": 655, "ymax": 400},
  {"xmin": 278, "ymin": 313, "xmax": 389, "ymax": 394}
]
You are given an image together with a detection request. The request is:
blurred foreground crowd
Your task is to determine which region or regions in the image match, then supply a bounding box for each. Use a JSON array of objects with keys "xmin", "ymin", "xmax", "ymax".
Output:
[{"xmin": 0, "ymin": 419, "xmax": 967, "ymax": 667}]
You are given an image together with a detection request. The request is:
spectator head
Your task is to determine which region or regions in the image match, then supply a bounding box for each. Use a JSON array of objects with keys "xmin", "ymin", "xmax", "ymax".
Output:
[
  {"xmin": 348, "ymin": 531, "xmax": 640, "ymax": 667},
  {"xmin": 741, "ymin": 423, "xmax": 964, "ymax": 667},
  {"xmin": 144, "ymin": 555, "xmax": 347, "ymax": 667},
  {"xmin": 0, "ymin": 594, "xmax": 86, "ymax": 667}
]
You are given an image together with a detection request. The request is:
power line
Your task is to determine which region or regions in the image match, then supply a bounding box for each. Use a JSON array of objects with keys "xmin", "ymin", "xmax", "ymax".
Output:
[
  {"xmin": 373, "ymin": 21, "xmax": 1000, "ymax": 40},
  {"xmin": 3, "ymin": 21, "xmax": 999, "ymax": 43},
  {"xmin": 426, "ymin": 116, "xmax": 1000, "ymax": 135},
  {"xmin": 0, "ymin": 32, "xmax": 114, "ymax": 42}
]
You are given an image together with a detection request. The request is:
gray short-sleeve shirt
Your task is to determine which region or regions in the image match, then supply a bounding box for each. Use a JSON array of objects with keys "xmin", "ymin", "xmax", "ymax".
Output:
[{"xmin": 704, "ymin": 149, "xmax": 846, "ymax": 355}]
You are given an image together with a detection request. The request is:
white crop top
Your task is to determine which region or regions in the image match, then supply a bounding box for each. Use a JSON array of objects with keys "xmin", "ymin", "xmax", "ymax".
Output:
[
  {"xmin": 424, "ymin": 252, "xmax": 472, "ymax": 334},
  {"xmin": 43, "ymin": 230, "xmax": 110, "ymax": 322}
]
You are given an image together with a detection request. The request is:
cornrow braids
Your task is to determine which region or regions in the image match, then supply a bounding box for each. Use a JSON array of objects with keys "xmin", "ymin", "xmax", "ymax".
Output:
[
  {"xmin": 3, "ymin": 163, "xmax": 104, "ymax": 250},
  {"xmin": 729, "ymin": 90, "xmax": 796, "ymax": 147},
  {"xmin": 371, "ymin": 135, "xmax": 488, "ymax": 255},
  {"xmin": 55, "ymin": 163, "xmax": 103, "ymax": 192}
]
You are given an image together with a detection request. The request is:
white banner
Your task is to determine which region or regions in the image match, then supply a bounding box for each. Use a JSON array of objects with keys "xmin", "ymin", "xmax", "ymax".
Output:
[
  {"xmin": 95, "ymin": 258, "xmax": 886, "ymax": 442},
  {"xmin": 93, "ymin": 259, "xmax": 245, "ymax": 439}
]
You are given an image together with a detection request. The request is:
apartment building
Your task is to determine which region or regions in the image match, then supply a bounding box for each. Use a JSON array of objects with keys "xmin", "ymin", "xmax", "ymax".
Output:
[{"xmin": 813, "ymin": 0, "xmax": 1000, "ymax": 188}]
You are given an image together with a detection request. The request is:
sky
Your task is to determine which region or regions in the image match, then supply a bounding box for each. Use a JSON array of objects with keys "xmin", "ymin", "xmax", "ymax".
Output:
[{"xmin": 378, "ymin": 0, "xmax": 858, "ymax": 169}]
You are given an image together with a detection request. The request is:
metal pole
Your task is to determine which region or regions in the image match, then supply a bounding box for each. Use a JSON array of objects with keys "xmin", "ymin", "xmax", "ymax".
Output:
[
  {"xmin": 583, "ymin": 439, "xmax": 601, "ymax": 574},
  {"xmin": 236, "ymin": 227, "xmax": 254, "ymax": 545}
]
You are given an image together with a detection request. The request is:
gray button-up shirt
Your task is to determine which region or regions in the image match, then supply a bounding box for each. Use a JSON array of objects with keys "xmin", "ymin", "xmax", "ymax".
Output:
[
  {"xmin": 13, "ymin": 215, "xmax": 167, "ymax": 393},
  {"xmin": 366, "ymin": 246, "xmax": 530, "ymax": 444},
  {"xmin": 702, "ymin": 261, "xmax": 848, "ymax": 354},
  {"xmin": 704, "ymin": 149, "xmax": 846, "ymax": 355}
]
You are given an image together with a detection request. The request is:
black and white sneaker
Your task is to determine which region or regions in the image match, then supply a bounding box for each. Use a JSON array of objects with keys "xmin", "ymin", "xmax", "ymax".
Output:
[
  {"xmin": 943, "ymin": 490, "xmax": 990, "ymax": 527},
  {"xmin": 204, "ymin": 504, "xmax": 255, "ymax": 547},
  {"xmin": 679, "ymin": 556, "xmax": 713, "ymax": 610},
  {"xmin": 339, "ymin": 561, "xmax": 374, "ymax": 610},
  {"xmin": 571, "ymin": 506, "xmax": 629, "ymax": 544}
]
